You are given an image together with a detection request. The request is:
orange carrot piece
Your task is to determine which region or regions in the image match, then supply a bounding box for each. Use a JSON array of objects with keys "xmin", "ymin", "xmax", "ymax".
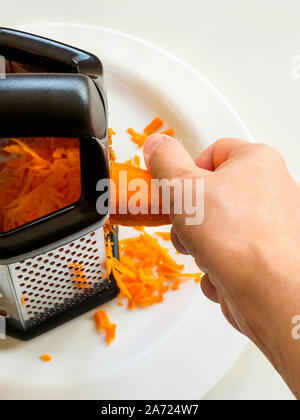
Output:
[
  {"xmin": 41, "ymin": 354, "xmax": 52, "ymax": 362},
  {"xmin": 155, "ymin": 232, "xmax": 171, "ymax": 241},
  {"xmin": 109, "ymin": 162, "xmax": 170, "ymax": 227},
  {"xmin": 126, "ymin": 128, "xmax": 147, "ymax": 148},
  {"xmin": 161, "ymin": 128, "xmax": 175, "ymax": 137},
  {"xmin": 108, "ymin": 128, "xmax": 115, "ymax": 146},
  {"xmin": 194, "ymin": 274, "xmax": 203, "ymax": 283},
  {"xmin": 94, "ymin": 310, "xmax": 116, "ymax": 346},
  {"xmin": 143, "ymin": 117, "xmax": 164, "ymax": 136},
  {"xmin": 171, "ymin": 279, "xmax": 180, "ymax": 291}
]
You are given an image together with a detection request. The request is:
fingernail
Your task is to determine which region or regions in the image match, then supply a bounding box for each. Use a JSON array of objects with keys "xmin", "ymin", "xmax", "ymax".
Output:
[{"xmin": 144, "ymin": 134, "xmax": 165, "ymax": 164}]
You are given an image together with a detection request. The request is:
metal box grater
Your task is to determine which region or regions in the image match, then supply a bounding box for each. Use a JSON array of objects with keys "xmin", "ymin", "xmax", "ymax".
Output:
[{"xmin": 0, "ymin": 28, "xmax": 119, "ymax": 340}]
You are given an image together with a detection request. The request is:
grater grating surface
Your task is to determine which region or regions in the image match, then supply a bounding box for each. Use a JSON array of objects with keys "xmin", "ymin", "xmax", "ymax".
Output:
[{"xmin": 2, "ymin": 227, "xmax": 109, "ymax": 330}]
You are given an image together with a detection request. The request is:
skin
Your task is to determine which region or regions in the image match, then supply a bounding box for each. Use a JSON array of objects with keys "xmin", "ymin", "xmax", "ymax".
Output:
[{"xmin": 144, "ymin": 134, "xmax": 300, "ymax": 399}]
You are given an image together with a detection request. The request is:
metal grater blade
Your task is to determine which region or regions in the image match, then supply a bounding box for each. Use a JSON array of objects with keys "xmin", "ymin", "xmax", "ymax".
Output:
[{"xmin": 1, "ymin": 227, "xmax": 111, "ymax": 332}]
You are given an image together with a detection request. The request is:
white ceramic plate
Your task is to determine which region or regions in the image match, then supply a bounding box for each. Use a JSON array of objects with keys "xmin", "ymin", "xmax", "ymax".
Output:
[{"xmin": 0, "ymin": 23, "xmax": 249, "ymax": 400}]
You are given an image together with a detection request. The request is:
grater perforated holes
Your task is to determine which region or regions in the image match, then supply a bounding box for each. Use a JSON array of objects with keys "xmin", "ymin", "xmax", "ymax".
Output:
[{"xmin": 9, "ymin": 227, "xmax": 107, "ymax": 327}]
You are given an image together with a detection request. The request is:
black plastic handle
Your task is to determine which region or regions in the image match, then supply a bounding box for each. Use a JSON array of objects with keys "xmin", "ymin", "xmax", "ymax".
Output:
[
  {"xmin": 0, "ymin": 27, "xmax": 103, "ymax": 78},
  {"xmin": 0, "ymin": 73, "xmax": 106, "ymax": 139}
]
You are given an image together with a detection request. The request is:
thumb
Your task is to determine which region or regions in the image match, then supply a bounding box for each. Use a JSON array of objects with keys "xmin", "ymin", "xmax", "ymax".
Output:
[{"xmin": 144, "ymin": 134, "xmax": 208, "ymax": 180}]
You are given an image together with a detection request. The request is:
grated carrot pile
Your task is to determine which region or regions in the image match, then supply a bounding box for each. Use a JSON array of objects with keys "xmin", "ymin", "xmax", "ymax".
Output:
[
  {"xmin": 94, "ymin": 310, "xmax": 116, "ymax": 346},
  {"xmin": 104, "ymin": 220, "xmax": 201, "ymax": 310},
  {"xmin": 0, "ymin": 137, "xmax": 81, "ymax": 233}
]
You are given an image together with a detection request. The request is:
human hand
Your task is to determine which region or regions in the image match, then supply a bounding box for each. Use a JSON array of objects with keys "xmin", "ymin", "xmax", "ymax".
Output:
[{"xmin": 144, "ymin": 134, "xmax": 300, "ymax": 398}]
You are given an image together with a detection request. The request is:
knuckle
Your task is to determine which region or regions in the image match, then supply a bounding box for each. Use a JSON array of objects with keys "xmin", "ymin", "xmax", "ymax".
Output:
[{"xmin": 254, "ymin": 143, "xmax": 283, "ymax": 161}]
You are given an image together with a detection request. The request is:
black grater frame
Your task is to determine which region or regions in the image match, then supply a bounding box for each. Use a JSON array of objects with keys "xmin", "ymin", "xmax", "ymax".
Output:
[{"xmin": 0, "ymin": 28, "xmax": 119, "ymax": 340}]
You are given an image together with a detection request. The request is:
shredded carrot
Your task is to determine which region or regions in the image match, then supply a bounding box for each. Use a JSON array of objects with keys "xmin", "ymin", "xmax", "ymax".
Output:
[
  {"xmin": 126, "ymin": 128, "xmax": 147, "ymax": 148},
  {"xmin": 117, "ymin": 301, "xmax": 124, "ymax": 306},
  {"xmin": 21, "ymin": 295, "xmax": 27, "ymax": 306},
  {"xmin": 104, "ymin": 220, "xmax": 201, "ymax": 310},
  {"xmin": 127, "ymin": 118, "xmax": 174, "ymax": 148},
  {"xmin": 144, "ymin": 117, "xmax": 164, "ymax": 136},
  {"xmin": 133, "ymin": 226, "xmax": 145, "ymax": 233},
  {"xmin": 108, "ymin": 128, "xmax": 117, "ymax": 161},
  {"xmin": 161, "ymin": 128, "xmax": 175, "ymax": 137},
  {"xmin": 171, "ymin": 279, "xmax": 180, "ymax": 291},
  {"xmin": 194, "ymin": 274, "xmax": 203, "ymax": 283},
  {"xmin": 41, "ymin": 354, "xmax": 52, "ymax": 362},
  {"xmin": 94, "ymin": 310, "xmax": 116, "ymax": 346},
  {"xmin": 108, "ymin": 128, "xmax": 115, "ymax": 146},
  {"xmin": 133, "ymin": 155, "xmax": 141, "ymax": 168},
  {"xmin": 155, "ymin": 231, "xmax": 171, "ymax": 241},
  {"xmin": 124, "ymin": 155, "xmax": 141, "ymax": 168},
  {"xmin": 0, "ymin": 137, "xmax": 81, "ymax": 233}
]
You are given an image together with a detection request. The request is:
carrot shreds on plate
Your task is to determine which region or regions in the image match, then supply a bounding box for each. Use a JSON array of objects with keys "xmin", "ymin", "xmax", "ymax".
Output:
[
  {"xmin": 41, "ymin": 354, "xmax": 52, "ymax": 362},
  {"xmin": 126, "ymin": 128, "xmax": 147, "ymax": 148},
  {"xmin": 133, "ymin": 226, "xmax": 145, "ymax": 233},
  {"xmin": 126, "ymin": 118, "xmax": 174, "ymax": 149},
  {"xmin": 104, "ymin": 220, "xmax": 201, "ymax": 310},
  {"xmin": 143, "ymin": 117, "xmax": 164, "ymax": 136},
  {"xmin": 94, "ymin": 310, "xmax": 117, "ymax": 346},
  {"xmin": 124, "ymin": 155, "xmax": 141, "ymax": 168},
  {"xmin": 0, "ymin": 137, "xmax": 81, "ymax": 233},
  {"xmin": 155, "ymin": 231, "xmax": 171, "ymax": 241},
  {"xmin": 108, "ymin": 128, "xmax": 117, "ymax": 161},
  {"xmin": 161, "ymin": 128, "xmax": 175, "ymax": 137}
]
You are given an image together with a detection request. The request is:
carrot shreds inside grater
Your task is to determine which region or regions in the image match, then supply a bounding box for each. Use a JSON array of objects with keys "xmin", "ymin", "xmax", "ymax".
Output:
[{"xmin": 0, "ymin": 137, "xmax": 81, "ymax": 233}]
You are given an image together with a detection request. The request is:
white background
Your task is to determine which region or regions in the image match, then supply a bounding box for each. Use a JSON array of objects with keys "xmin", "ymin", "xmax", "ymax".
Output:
[{"xmin": 0, "ymin": 0, "xmax": 298, "ymax": 400}]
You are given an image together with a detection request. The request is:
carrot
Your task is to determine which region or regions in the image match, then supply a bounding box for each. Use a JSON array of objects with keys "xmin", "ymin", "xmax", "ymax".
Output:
[
  {"xmin": 155, "ymin": 232, "xmax": 171, "ymax": 241},
  {"xmin": 126, "ymin": 128, "xmax": 147, "ymax": 148},
  {"xmin": 41, "ymin": 354, "xmax": 52, "ymax": 362},
  {"xmin": 144, "ymin": 117, "xmax": 164, "ymax": 136},
  {"xmin": 109, "ymin": 162, "xmax": 170, "ymax": 227},
  {"xmin": 0, "ymin": 137, "xmax": 81, "ymax": 233},
  {"xmin": 124, "ymin": 155, "xmax": 141, "ymax": 168},
  {"xmin": 94, "ymin": 310, "xmax": 116, "ymax": 346},
  {"xmin": 104, "ymin": 220, "xmax": 201, "ymax": 310},
  {"xmin": 161, "ymin": 128, "xmax": 175, "ymax": 137},
  {"xmin": 108, "ymin": 128, "xmax": 117, "ymax": 161}
]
